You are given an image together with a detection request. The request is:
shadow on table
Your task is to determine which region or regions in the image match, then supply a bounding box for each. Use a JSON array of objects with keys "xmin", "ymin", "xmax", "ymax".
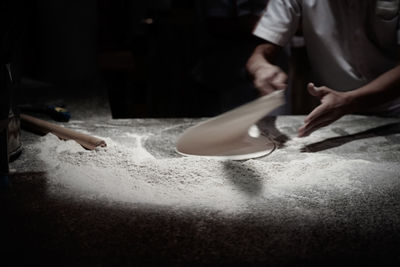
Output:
[
  {"xmin": 301, "ymin": 122, "xmax": 400, "ymax": 153},
  {"xmin": 221, "ymin": 117, "xmax": 288, "ymax": 197},
  {"xmin": 222, "ymin": 161, "xmax": 263, "ymax": 197},
  {"xmin": 3, "ymin": 171, "xmax": 400, "ymax": 266}
]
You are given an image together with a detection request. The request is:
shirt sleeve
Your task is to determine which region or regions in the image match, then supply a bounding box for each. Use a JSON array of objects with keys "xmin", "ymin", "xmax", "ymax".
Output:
[{"xmin": 253, "ymin": 0, "xmax": 302, "ymax": 46}]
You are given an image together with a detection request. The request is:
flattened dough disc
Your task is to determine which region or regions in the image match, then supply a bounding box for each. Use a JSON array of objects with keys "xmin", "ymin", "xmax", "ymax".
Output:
[{"xmin": 176, "ymin": 90, "xmax": 285, "ymax": 160}]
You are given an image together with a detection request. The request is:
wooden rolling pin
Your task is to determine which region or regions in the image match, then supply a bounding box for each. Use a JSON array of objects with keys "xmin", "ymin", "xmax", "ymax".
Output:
[{"xmin": 20, "ymin": 114, "xmax": 106, "ymax": 150}]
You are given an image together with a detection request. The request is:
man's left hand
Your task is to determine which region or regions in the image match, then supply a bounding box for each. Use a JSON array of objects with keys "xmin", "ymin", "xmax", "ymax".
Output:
[{"xmin": 298, "ymin": 83, "xmax": 354, "ymax": 137}]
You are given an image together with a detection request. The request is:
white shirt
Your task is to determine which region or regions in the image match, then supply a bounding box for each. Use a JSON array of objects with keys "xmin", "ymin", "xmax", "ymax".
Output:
[{"xmin": 254, "ymin": 0, "xmax": 400, "ymax": 113}]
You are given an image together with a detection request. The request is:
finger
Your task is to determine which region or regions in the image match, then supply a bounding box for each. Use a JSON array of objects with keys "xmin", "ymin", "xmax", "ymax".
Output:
[
  {"xmin": 304, "ymin": 102, "xmax": 330, "ymax": 124},
  {"xmin": 273, "ymin": 71, "xmax": 288, "ymax": 84},
  {"xmin": 259, "ymin": 66, "xmax": 281, "ymax": 82},
  {"xmin": 307, "ymin": 83, "xmax": 328, "ymax": 98},
  {"xmin": 298, "ymin": 119, "xmax": 332, "ymax": 137},
  {"xmin": 271, "ymin": 72, "xmax": 287, "ymax": 90},
  {"xmin": 271, "ymin": 82, "xmax": 287, "ymax": 90},
  {"xmin": 302, "ymin": 110, "xmax": 343, "ymax": 136},
  {"xmin": 259, "ymin": 86, "xmax": 275, "ymax": 95},
  {"xmin": 299, "ymin": 109, "xmax": 344, "ymax": 137},
  {"xmin": 299, "ymin": 112, "xmax": 331, "ymax": 137},
  {"xmin": 259, "ymin": 82, "xmax": 287, "ymax": 95},
  {"xmin": 307, "ymin": 83, "xmax": 319, "ymax": 96},
  {"xmin": 255, "ymin": 74, "xmax": 277, "ymax": 91}
]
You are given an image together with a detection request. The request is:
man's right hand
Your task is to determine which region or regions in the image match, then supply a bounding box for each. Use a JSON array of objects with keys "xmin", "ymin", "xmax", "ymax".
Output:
[
  {"xmin": 246, "ymin": 43, "xmax": 287, "ymax": 95},
  {"xmin": 251, "ymin": 63, "xmax": 287, "ymax": 95}
]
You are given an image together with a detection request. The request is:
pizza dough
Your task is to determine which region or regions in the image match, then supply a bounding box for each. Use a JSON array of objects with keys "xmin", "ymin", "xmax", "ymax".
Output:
[{"xmin": 176, "ymin": 90, "xmax": 285, "ymax": 160}]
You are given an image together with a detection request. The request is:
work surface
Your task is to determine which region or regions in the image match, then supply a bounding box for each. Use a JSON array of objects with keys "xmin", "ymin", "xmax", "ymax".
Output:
[{"xmin": 3, "ymin": 115, "xmax": 400, "ymax": 266}]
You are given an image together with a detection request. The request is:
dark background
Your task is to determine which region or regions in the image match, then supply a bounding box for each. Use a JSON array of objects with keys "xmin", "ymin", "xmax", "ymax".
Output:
[
  {"xmin": 3, "ymin": 0, "xmax": 314, "ymax": 119},
  {"xmin": 5, "ymin": 0, "xmax": 259, "ymax": 118}
]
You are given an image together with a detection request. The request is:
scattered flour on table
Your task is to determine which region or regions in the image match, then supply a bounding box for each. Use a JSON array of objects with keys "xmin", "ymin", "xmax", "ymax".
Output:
[{"xmin": 34, "ymin": 133, "xmax": 400, "ymax": 213}]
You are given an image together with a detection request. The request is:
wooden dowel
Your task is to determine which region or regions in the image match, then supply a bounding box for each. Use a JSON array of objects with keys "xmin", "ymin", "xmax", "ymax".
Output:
[{"xmin": 20, "ymin": 114, "xmax": 106, "ymax": 150}]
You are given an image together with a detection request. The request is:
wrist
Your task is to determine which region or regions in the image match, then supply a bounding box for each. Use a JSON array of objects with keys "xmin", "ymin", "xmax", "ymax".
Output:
[
  {"xmin": 247, "ymin": 56, "xmax": 271, "ymax": 76},
  {"xmin": 248, "ymin": 43, "xmax": 277, "ymax": 70},
  {"xmin": 344, "ymin": 90, "xmax": 361, "ymax": 113}
]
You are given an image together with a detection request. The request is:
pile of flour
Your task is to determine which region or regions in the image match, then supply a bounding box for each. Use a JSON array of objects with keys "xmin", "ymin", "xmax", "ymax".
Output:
[{"xmin": 33, "ymin": 127, "xmax": 400, "ymax": 214}]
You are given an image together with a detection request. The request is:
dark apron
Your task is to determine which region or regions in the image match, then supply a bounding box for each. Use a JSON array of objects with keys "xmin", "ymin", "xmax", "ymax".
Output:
[
  {"xmin": 1, "ymin": 0, "xmax": 25, "ymax": 178},
  {"xmin": 0, "ymin": 64, "xmax": 11, "ymax": 178}
]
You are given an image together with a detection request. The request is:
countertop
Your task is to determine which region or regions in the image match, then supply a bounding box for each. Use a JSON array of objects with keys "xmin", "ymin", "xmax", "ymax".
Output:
[{"xmin": 3, "ymin": 114, "xmax": 400, "ymax": 266}]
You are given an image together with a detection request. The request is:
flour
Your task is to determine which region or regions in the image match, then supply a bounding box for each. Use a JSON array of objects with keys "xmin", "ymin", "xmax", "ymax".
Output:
[{"xmin": 33, "ymin": 129, "xmax": 400, "ymax": 214}]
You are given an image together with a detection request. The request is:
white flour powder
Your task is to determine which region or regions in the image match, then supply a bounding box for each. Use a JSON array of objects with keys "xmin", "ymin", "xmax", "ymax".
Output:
[{"xmin": 32, "ymin": 129, "xmax": 400, "ymax": 214}]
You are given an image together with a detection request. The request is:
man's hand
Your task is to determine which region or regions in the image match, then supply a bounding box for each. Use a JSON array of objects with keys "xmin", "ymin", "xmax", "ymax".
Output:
[
  {"xmin": 250, "ymin": 63, "xmax": 288, "ymax": 95},
  {"xmin": 298, "ymin": 83, "xmax": 354, "ymax": 137},
  {"xmin": 246, "ymin": 43, "xmax": 287, "ymax": 95}
]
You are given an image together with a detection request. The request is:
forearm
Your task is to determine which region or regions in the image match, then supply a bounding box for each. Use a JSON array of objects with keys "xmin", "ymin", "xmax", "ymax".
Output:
[{"xmin": 347, "ymin": 64, "xmax": 400, "ymax": 112}]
